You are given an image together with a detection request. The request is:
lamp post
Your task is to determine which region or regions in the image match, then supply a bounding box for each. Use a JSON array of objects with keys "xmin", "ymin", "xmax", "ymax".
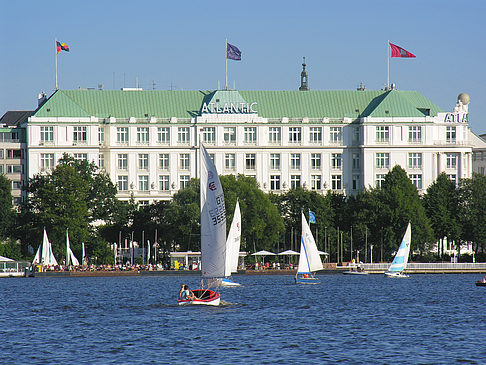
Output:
[{"xmin": 370, "ymin": 244, "xmax": 374, "ymax": 264}]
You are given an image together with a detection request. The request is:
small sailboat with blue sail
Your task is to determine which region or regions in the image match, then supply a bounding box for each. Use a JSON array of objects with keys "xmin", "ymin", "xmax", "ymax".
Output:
[
  {"xmin": 221, "ymin": 200, "xmax": 242, "ymax": 287},
  {"xmin": 178, "ymin": 144, "xmax": 226, "ymax": 306},
  {"xmin": 384, "ymin": 222, "xmax": 411, "ymax": 278},
  {"xmin": 295, "ymin": 212, "xmax": 323, "ymax": 284}
]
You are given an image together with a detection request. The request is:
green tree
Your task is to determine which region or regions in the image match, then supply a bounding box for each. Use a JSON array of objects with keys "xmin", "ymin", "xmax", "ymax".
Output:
[
  {"xmin": 0, "ymin": 174, "xmax": 14, "ymax": 239},
  {"xmin": 423, "ymin": 173, "xmax": 460, "ymax": 256},
  {"xmin": 16, "ymin": 154, "xmax": 119, "ymax": 263}
]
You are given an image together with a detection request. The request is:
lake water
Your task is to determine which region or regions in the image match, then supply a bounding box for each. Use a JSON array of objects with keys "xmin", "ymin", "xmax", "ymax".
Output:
[{"xmin": 0, "ymin": 273, "xmax": 485, "ymax": 364}]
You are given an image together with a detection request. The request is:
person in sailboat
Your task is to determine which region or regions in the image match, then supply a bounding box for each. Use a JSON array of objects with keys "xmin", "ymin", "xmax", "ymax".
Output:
[{"xmin": 179, "ymin": 284, "xmax": 196, "ymax": 301}]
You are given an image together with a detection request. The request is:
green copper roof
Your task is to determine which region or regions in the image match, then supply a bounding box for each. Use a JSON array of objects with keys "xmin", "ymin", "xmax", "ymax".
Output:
[{"xmin": 32, "ymin": 89, "xmax": 443, "ymax": 120}]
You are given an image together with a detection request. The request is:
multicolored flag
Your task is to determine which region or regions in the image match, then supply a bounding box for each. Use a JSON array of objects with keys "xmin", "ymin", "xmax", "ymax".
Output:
[
  {"xmin": 226, "ymin": 43, "xmax": 241, "ymax": 60},
  {"xmin": 309, "ymin": 210, "xmax": 316, "ymax": 224},
  {"xmin": 56, "ymin": 41, "xmax": 69, "ymax": 54},
  {"xmin": 389, "ymin": 42, "xmax": 415, "ymax": 58}
]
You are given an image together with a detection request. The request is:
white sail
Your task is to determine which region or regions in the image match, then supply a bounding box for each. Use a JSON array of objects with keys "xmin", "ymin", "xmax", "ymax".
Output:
[
  {"xmin": 225, "ymin": 200, "xmax": 241, "ymax": 276},
  {"xmin": 32, "ymin": 245, "xmax": 41, "ymax": 265},
  {"xmin": 387, "ymin": 222, "xmax": 411, "ymax": 273},
  {"xmin": 41, "ymin": 229, "xmax": 58, "ymax": 266},
  {"xmin": 82, "ymin": 242, "xmax": 86, "ymax": 264},
  {"xmin": 66, "ymin": 230, "xmax": 80, "ymax": 266},
  {"xmin": 297, "ymin": 212, "xmax": 323, "ymax": 274},
  {"xmin": 200, "ymin": 144, "xmax": 226, "ymax": 280}
]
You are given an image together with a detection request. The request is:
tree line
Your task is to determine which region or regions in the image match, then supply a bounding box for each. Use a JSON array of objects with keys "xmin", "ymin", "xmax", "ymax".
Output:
[{"xmin": 0, "ymin": 153, "xmax": 485, "ymax": 264}]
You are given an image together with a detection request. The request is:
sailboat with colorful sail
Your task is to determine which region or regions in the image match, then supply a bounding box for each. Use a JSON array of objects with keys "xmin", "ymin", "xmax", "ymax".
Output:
[
  {"xmin": 178, "ymin": 144, "xmax": 226, "ymax": 306},
  {"xmin": 221, "ymin": 200, "xmax": 242, "ymax": 287},
  {"xmin": 384, "ymin": 222, "xmax": 411, "ymax": 278},
  {"xmin": 295, "ymin": 212, "xmax": 323, "ymax": 284}
]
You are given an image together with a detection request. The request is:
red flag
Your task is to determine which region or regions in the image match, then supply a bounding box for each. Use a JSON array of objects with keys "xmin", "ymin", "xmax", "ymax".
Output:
[
  {"xmin": 56, "ymin": 41, "xmax": 70, "ymax": 54},
  {"xmin": 389, "ymin": 43, "xmax": 415, "ymax": 58}
]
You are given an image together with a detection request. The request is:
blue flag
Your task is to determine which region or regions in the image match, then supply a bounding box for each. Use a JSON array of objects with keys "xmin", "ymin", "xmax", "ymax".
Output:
[
  {"xmin": 309, "ymin": 210, "xmax": 316, "ymax": 224},
  {"xmin": 227, "ymin": 43, "xmax": 241, "ymax": 60}
]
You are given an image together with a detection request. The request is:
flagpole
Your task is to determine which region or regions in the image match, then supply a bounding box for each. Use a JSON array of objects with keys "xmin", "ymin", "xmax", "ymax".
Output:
[
  {"xmin": 225, "ymin": 38, "xmax": 228, "ymax": 90},
  {"xmin": 55, "ymin": 38, "xmax": 58, "ymax": 90},
  {"xmin": 386, "ymin": 40, "xmax": 390, "ymax": 90}
]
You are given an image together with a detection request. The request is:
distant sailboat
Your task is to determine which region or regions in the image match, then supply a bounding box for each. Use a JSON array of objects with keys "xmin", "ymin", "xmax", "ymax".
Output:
[
  {"xmin": 178, "ymin": 144, "xmax": 226, "ymax": 306},
  {"xmin": 295, "ymin": 212, "xmax": 323, "ymax": 284},
  {"xmin": 384, "ymin": 222, "xmax": 411, "ymax": 278},
  {"xmin": 32, "ymin": 228, "xmax": 58, "ymax": 266},
  {"xmin": 222, "ymin": 200, "xmax": 242, "ymax": 287},
  {"xmin": 66, "ymin": 229, "xmax": 79, "ymax": 266}
]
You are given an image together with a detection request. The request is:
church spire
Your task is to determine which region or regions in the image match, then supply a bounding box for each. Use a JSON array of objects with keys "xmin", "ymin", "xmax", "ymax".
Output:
[{"xmin": 299, "ymin": 57, "xmax": 309, "ymax": 91}]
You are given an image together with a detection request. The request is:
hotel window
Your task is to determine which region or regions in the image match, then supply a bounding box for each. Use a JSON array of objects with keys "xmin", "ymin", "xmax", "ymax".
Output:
[
  {"xmin": 138, "ymin": 154, "xmax": 149, "ymax": 170},
  {"xmin": 447, "ymin": 174, "xmax": 457, "ymax": 185},
  {"xmin": 376, "ymin": 153, "xmax": 389, "ymax": 169},
  {"xmin": 180, "ymin": 175, "xmax": 190, "ymax": 189},
  {"xmin": 408, "ymin": 126, "xmax": 422, "ymax": 142},
  {"xmin": 202, "ymin": 127, "xmax": 216, "ymax": 144},
  {"xmin": 330, "ymin": 127, "xmax": 342, "ymax": 143},
  {"xmin": 408, "ymin": 153, "xmax": 422, "ymax": 169},
  {"xmin": 98, "ymin": 153, "xmax": 104, "ymax": 169},
  {"xmin": 331, "ymin": 175, "xmax": 342, "ymax": 190},
  {"xmin": 446, "ymin": 153, "xmax": 457, "ymax": 169},
  {"xmin": 225, "ymin": 153, "xmax": 235, "ymax": 170},
  {"xmin": 446, "ymin": 126, "xmax": 456, "ymax": 143},
  {"xmin": 352, "ymin": 153, "xmax": 360, "ymax": 170},
  {"xmin": 290, "ymin": 153, "xmax": 301, "ymax": 170},
  {"xmin": 331, "ymin": 153, "xmax": 342, "ymax": 169},
  {"xmin": 244, "ymin": 127, "xmax": 257, "ymax": 144},
  {"xmin": 73, "ymin": 126, "xmax": 87, "ymax": 142},
  {"xmin": 311, "ymin": 175, "xmax": 322, "ymax": 190},
  {"xmin": 178, "ymin": 127, "xmax": 190, "ymax": 144},
  {"xmin": 376, "ymin": 126, "xmax": 390, "ymax": 142},
  {"xmin": 311, "ymin": 153, "xmax": 321, "ymax": 170},
  {"xmin": 409, "ymin": 174, "xmax": 422, "ymax": 189},
  {"xmin": 223, "ymin": 127, "xmax": 236, "ymax": 144},
  {"xmin": 159, "ymin": 153, "xmax": 169, "ymax": 170},
  {"xmin": 12, "ymin": 181, "xmax": 22, "ymax": 190},
  {"xmin": 352, "ymin": 175, "xmax": 360, "ymax": 190},
  {"xmin": 289, "ymin": 127, "xmax": 301, "ymax": 143},
  {"xmin": 270, "ymin": 175, "xmax": 281, "ymax": 190},
  {"xmin": 7, "ymin": 149, "xmax": 21, "ymax": 159},
  {"xmin": 117, "ymin": 127, "xmax": 129, "ymax": 143},
  {"xmin": 0, "ymin": 165, "xmax": 3, "ymax": 174},
  {"xmin": 40, "ymin": 153, "xmax": 55, "ymax": 170},
  {"xmin": 74, "ymin": 153, "xmax": 87, "ymax": 161},
  {"xmin": 375, "ymin": 174, "xmax": 386, "ymax": 188},
  {"xmin": 98, "ymin": 127, "xmax": 105, "ymax": 143},
  {"xmin": 245, "ymin": 153, "xmax": 256, "ymax": 170},
  {"xmin": 159, "ymin": 175, "xmax": 170, "ymax": 191},
  {"xmin": 157, "ymin": 127, "xmax": 170, "ymax": 143},
  {"xmin": 0, "ymin": 149, "xmax": 3, "ymax": 159},
  {"xmin": 40, "ymin": 126, "xmax": 54, "ymax": 142},
  {"xmin": 138, "ymin": 175, "xmax": 149, "ymax": 191},
  {"xmin": 268, "ymin": 127, "xmax": 281, "ymax": 144},
  {"xmin": 290, "ymin": 175, "xmax": 301, "ymax": 189},
  {"xmin": 179, "ymin": 153, "xmax": 190, "ymax": 170},
  {"xmin": 352, "ymin": 127, "xmax": 360, "ymax": 143},
  {"xmin": 117, "ymin": 154, "xmax": 128, "ymax": 170},
  {"xmin": 137, "ymin": 127, "xmax": 149, "ymax": 143},
  {"xmin": 309, "ymin": 127, "xmax": 322, "ymax": 144},
  {"xmin": 270, "ymin": 153, "xmax": 280, "ymax": 170},
  {"xmin": 6, "ymin": 165, "xmax": 22, "ymax": 174},
  {"xmin": 117, "ymin": 176, "xmax": 128, "ymax": 191}
]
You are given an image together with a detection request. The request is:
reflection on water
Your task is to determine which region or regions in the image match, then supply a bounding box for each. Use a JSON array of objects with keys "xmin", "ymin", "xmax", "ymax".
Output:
[{"xmin": 0, "ymin": 274, "xmax": 484, "ymax": 364}]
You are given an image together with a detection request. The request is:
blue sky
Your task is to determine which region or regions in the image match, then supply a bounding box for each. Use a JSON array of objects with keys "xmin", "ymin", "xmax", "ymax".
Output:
[{"xmin": 1, "ymin": 0, "xmax": 485, "ymax": 133}]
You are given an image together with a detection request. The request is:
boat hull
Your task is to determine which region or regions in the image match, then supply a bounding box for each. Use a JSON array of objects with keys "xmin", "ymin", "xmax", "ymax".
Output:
[
  {"xmin": 475, "ymin": 281, "xmax": 486, "ymax": 287},
  {"xmin": 295, "ymin": 274, "xmax": 320, "ymax": 284},
  {"xmin": 384, "ymin": 271, "xmax": 409, "ymax": 278},
  {"xmin": 178, "ymin": 289, "xmax": 221, "ymax": 306},
  {"xmin": 221, "ymin": 278, "xmax": 241, "ymax": 287},
  {"xmin": 343, "ymin": 271, "xmax": 369, "ymax": 275}
]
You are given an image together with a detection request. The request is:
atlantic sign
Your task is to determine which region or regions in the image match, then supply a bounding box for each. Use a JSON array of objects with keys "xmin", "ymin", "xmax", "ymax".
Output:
[
  {"xmin": 444, "ymin": 113, "xmax": 468, "ymax": 123},
  {"xmin": 201, "ymin": 102, "xmax": 258, "ymax": 114}
]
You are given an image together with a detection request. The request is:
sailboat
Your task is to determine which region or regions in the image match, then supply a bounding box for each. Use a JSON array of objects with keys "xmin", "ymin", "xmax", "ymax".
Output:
[
  {"xmin": 295, "ymin": 212, "xmax": 324, "ymax": 284},
  {"xmin": 66, "ymin": 229, "xmax": 80, "ymax": 267},
  {"xmin": 384, "ymin": 222, "xmax": 411, "ymax": 278},
  {"xmin": 32, "ymin": 228, "xmax": 58, "ymax": 267},
  {"xmin": 178, "ymin": 144, "xmax": 226, "ymax": 306},
  {"xmin": 221, "ymin": 200, "xmax": 242, "ymax": 287}
]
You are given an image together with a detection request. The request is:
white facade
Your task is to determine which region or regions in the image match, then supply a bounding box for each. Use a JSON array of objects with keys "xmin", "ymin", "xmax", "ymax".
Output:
[{"xmin": 24, "ymin": 91, "xmax": 483, "ymax": 205}]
